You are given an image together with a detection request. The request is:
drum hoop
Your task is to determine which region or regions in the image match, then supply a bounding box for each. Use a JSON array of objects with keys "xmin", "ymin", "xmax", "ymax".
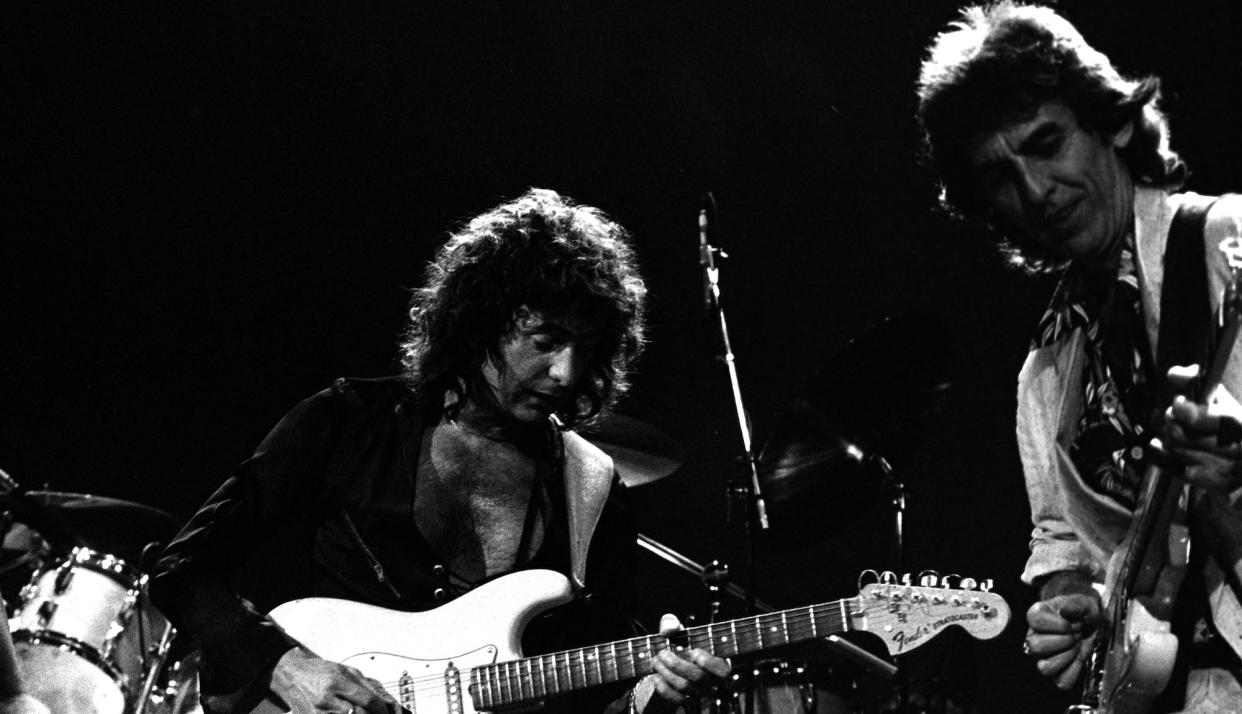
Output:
[
  {"xmin": 11, "ymin": 629, "xmax": 130, "ymax": 693},
  {"xmin": 62, "ymin": 546, "xmax": 145, "ymax": 586}
]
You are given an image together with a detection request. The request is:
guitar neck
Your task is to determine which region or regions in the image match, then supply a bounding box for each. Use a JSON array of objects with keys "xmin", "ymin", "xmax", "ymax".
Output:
[{"xmin": 469, "ymin": 598, "xmax": 856, "ymax": 709}]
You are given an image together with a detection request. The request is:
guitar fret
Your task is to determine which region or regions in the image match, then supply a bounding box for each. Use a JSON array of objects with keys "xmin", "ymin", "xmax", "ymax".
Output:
[
  {"xmin": 513, "ymin": 660, "xmax": 523, "ymax": 702},
  {"xmin": 493, "ymin": 662, "xmax": 501, "ymax": 706},
  {"xmin": 729, "ymin": 620, "xmax": 738, "ymax": 657},
  {"xmin": 524, "ymin": 658, "xmax": 536, "ymax": 700},
  {"xmin": 840, "ymin": 599, "xmax": 849, "ymax": 631},
  {"xmin": 542, "ymin": 655, "xmax": 553, "ymax": 698},
  {"xmin": 502, "ymin": 660, "xmax": 512, "ymax": 703},
  {"xmin": 594, "ymin": 645, "xmax": 604, "ymax": 685},
  {"xmin": 541, "ymin": 656, "xmax": 550, "ymax": 698},
  {"xmin": 810, "ymin": 604, "xmax": 818, "ymax": 638},
  {"xmin": 550, "ymin": 652, "xmax": 560, "ymax": 695},
  {"xmin": 482, "ymin": 665, "xmax": 493, "ymax": 709},
  {"xmin": 477, "ymin": 667, "xmax": 490, "ymax": 710},
  {"xmin": 780, "ymin": 611, "xmax": 789, "ymax": 646},
  {"xmin": 506, "ymin": 661, "xmax": 517, "ymax": 703},
  {"xmin": 609, "ymin": 641, "xmax": 619, "ymax": 683},
  {"xmin": 634, "ymin": 637, "xmax": 650, "ymax": 674},
  {"xmin": 799, "ymin": 605, "xmax": 815, "ymax": 641}
]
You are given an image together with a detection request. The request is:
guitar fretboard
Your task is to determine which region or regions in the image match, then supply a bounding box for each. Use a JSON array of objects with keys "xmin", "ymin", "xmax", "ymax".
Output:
[{"xmin": 469, "ymin": 597, "xmax": 858, "ymax": 709}]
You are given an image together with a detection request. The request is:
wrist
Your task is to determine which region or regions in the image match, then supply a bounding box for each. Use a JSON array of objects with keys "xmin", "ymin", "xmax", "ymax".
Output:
[{"xmin": 270, "ymin": 646, "xmax": 311, "ymax": 695}]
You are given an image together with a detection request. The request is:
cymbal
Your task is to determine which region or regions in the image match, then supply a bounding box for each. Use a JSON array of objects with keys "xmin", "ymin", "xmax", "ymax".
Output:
[
  {"xmin": 756, "ymin": 402, "xmax": 884, "ymax": 545},
  {"xmin": 582, "ymin": 413, "xmax": 685, "ymax": 487},
  {"xmin": 757, "ymin": 311, "xmax": 957, "ymax": 543},
  {"xmin": 15, "ymin": 491, "xmax": 180, "ymax": 565}
]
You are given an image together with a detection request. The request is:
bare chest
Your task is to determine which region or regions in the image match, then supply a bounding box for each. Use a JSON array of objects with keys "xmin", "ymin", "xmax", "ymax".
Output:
[{"xmin": 412, "ymin": 422, "xmax": 549, "ymax": 581}]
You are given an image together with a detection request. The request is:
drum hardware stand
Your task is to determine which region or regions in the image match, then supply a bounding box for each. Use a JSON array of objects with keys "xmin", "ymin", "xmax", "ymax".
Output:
[
  {"xmin": 635, "ymin": 534, "xmax": 777, "ymax": 614},
  {"xmin": 873, "ymin": 452, "xmax": 906, "ymax": 576},
  {"xmin": 702, "ymin": 560, "xmax": 729, "ymax": 624}
]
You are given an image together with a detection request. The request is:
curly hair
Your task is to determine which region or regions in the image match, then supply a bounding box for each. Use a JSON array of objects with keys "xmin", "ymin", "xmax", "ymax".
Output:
[
  {"xmin": 399, "ymin": 188, "xmax": 647, "ymax": 428},
  {"xmin": 916, "ymin": 2, "xmax": 1186, "ymax": 273}
]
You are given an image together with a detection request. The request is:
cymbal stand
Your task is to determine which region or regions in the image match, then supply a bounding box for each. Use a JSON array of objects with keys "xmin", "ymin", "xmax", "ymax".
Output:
[
  {"xmin": 699, "ymin": 194, "xmax": 768, "ymax": 620},
  {"xmin": 873, "ymin": 452, "xmax": 915, "ymax": 711},
  {"xmin": 874, "ymin": 453, "xmax": 906, "ymax": 575}
]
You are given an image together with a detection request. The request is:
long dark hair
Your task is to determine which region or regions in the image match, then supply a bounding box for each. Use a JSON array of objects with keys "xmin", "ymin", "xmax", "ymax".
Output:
[{"xmin": 399, "ymin": 188, "xmax": 647, "ymax": 427}]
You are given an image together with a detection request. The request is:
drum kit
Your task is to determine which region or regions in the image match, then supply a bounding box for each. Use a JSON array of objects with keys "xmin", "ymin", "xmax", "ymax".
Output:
[{"xmin": 0, "ymin": 477, "xmax": 201, "ymax": 714}]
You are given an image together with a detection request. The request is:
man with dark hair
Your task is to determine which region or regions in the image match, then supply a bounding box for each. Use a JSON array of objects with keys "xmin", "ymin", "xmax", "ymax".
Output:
[
  {"xmin": 918, "ymin": 2, "xmax": 1242, "ymax": 709},
  {"xmin": 151, "ymin": 188, "xmax": 729, "ymax": 713}
]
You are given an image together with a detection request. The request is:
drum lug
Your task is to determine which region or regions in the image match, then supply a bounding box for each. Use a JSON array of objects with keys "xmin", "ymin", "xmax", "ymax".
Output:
[
  {"xmin": 54, "ymin": 563, "xmax": 75, "ymax": 594},
  {"xmin": 36, "ymin": 599, "xmax": 57, "ymax": 626}
]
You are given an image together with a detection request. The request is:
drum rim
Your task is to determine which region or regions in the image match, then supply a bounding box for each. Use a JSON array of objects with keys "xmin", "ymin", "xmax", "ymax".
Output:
[
  {"xmin": 12, "ymin": 630, "xmax": 130, "ymax": 694},
  {"xmin": 62, "ymin": 546, "xmax": 145, "ymax": 585}
]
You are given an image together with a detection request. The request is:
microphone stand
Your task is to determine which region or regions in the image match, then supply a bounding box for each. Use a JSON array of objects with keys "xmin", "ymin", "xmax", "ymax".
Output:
[
  {"xmin": 699, "ymin": 194, "xmax": 768, "ymax": 616},
  {"xmin": 699, "ymin": 194, "xmax": 768, "ymax": 714}
]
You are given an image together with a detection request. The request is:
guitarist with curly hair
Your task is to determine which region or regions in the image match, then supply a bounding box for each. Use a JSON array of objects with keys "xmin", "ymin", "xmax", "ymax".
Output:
[{"xmin": 150, "ymin": 189, "xmax": 730, "ymax": 714}]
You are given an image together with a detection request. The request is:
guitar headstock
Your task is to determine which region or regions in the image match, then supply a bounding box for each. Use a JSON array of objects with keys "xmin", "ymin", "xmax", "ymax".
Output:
[{"xmin": 852, "ymin": 574, "xmax": 1010, "ymax": 656}]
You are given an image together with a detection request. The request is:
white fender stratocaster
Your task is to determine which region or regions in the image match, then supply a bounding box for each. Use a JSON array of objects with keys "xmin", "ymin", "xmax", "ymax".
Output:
[{"xmin": 241, "ymin": 569, "xmax": 1009, "ymax": 714}]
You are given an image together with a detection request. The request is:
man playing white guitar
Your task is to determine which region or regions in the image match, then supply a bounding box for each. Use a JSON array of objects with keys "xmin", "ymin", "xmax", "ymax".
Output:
[
  {"xmin": 150, "ymin": 188, "xmax": 730, "ymax": 714},
  {"xmin": 917, "ymin": 3, "xmax": 1242, "ymax": 711}
]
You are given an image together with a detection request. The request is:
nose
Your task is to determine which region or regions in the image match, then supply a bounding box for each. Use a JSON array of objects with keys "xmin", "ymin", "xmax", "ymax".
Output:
[
  {"xmin": 1016, "ymin": 161, "xmax": 1054, "ymax": 217},
  {"xmin": 548, "ymin": 344, "xmax": 584, "ymax": 386}
]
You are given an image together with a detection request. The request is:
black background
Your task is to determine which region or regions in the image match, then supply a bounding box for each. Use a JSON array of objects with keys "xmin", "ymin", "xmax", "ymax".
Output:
[{"xmin": 6, "ymin": 1, "xmax": 1242, "ymax": 710}]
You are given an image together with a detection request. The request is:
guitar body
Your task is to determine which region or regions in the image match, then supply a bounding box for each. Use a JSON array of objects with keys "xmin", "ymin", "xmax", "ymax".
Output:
[
  {"xmin": 1092, "ymin": 476, "xmax": 1192, "ymax": 714},
  {"xmin": 249, "ymin": 568, "xmax": 575, "ymax": 714},
  {"xmin": 1097, "ymin": 598, "xmax": 1181, "ymax": 713}
]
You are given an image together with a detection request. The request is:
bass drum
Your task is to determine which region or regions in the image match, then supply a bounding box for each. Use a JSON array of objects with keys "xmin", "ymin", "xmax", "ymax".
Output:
[
  {"xmin": 702, "ymin": 659, "xmax": 856, "ymax": 713},
  {"xmin": 11, "ymin": 547, "xmax": 173, "ymax": 714}
]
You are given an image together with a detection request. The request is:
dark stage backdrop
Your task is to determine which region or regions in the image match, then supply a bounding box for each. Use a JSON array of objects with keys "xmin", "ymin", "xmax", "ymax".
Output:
[{"xmin": 6, "ymin": 1, "xmax": 1242, "ymax": 711}]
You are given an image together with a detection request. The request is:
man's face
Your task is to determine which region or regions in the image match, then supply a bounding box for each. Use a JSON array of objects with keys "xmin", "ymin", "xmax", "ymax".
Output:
[
  {"xmin": 480, "ymin": 306, "xmax": 599, "ymax": 423},
  {"xmin": 966, "ymin": 100, "xmax": 1134, "ymax": 267}
]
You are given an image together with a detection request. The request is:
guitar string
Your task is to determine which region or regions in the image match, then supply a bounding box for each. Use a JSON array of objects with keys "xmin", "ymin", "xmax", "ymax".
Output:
[
  {"xmin": 370, "ymin": 590, "xmax": 996, "ymax": 701},
  {"xmin": 365, "ymin": 602, "xmax": 863, "ymax": 697}
]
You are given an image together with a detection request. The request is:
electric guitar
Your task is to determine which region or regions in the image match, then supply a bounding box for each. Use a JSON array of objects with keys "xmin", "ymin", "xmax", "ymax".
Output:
[
  {"xmin": 1077, "ymin": 234, "xmax": 1242, "ymax": 713},
  {"xmin": 244, "ymin": 568, "xmax": 1009, "ymax": 713}
]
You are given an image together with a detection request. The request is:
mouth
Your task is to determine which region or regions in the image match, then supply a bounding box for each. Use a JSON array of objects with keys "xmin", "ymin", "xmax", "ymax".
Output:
[
  {"xmin": 527, "ymin": 390, "xmax": 567, "ymax": 406},
  {"xmin": 1042, "ymin": 197, "xmax": 1082, "ymax": 234}
]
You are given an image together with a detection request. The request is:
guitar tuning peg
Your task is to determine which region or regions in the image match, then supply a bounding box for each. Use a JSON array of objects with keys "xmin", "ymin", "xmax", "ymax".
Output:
[
  {"xmin": 880, "ymin": 571, "xmax": 898, "ymax": 584},
  {"xmin": 856, "ymin": 569, "xmax": 880, "ymax": 590},
  {"xmin": 980, "ymin": 578, "xmax": 994, "ymax": 592},
  {"xmin": 940, "ymin": 574, "xmax": 960, "ymax": 589},
  {"xmin": 960, "ymin": 577, "xmax": 977, "ymax": 591},
  {"xmin": 901, "ymin": 573, "xmax": 913, "ymax": 586}
]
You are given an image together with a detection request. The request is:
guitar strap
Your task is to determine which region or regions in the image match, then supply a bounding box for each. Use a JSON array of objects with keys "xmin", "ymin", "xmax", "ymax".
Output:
[
  {"xmin": 1149, "ymin": 196, "xmax": 1240, "ymax": 707},
  {"xmin": 1153, "ymin": 195, "xmax": 1217, "ymax": 403}
]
